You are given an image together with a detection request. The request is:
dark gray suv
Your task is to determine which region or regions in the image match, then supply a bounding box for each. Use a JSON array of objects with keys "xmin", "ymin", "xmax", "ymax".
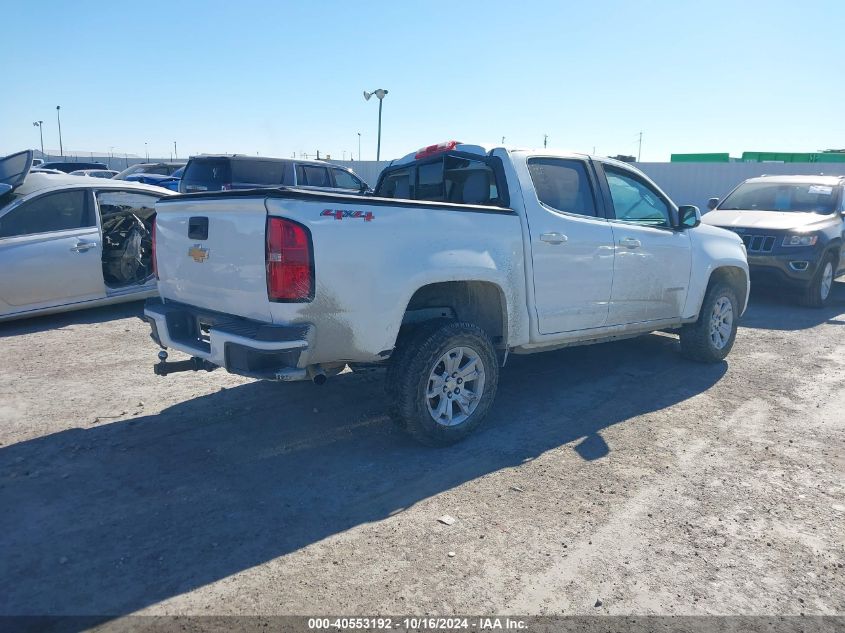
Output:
[
  {"xmin": 703, "ymin": 175, "xmax": 845, "ymax": 306},
  {"xmin": 179, "ymin": 155, "xmax": 369, "ymax": 195}
]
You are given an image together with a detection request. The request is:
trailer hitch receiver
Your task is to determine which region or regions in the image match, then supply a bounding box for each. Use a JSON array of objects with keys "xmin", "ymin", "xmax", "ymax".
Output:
[{"xmin": 154, "ymin": 350, "xmax": 217, "ymax": 376}]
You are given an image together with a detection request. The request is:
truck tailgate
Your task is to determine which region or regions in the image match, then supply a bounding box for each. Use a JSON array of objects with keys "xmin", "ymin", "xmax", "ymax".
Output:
[{"xmin": 154, "ymin": 196, "xmax": 271, "ymax": 322}]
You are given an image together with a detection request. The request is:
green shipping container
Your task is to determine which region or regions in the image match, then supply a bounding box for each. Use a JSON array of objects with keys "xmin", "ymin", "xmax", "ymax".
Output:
[{"xmin": 670, "ymin": 153, "xmax": 731, "ymax": 163}]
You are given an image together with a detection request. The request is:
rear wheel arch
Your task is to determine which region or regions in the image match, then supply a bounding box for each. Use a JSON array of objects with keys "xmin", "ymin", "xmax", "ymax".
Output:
[{"xmin": 399, "ymin": 280, "xmax": 509, "ymax": 347}]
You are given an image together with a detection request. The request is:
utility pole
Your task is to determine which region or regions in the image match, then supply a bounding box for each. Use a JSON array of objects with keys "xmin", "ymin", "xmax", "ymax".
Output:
[
  {"xmin": 32, "ymin": 121, "xmax": 44, "ymax": 157},
  {"xmin": 637, "ymin": 131, "xmax": 642, "ymax": 162},
  {"xmin": 544, "ymin": 134, "xmax": 548, "ymax": 149},
  {"xmin": 56, "ymin": 106, "xmax": 64, "ymax": 158},
  {"xmin": 363, "ymin": 89, "xmax": 388, "ymax": 160},
  {"xmin": 501, "ymin": 136, "xmax": 505, "ymax": 144}
]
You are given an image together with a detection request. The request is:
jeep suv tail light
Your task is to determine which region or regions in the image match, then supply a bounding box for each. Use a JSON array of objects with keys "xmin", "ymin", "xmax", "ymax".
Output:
[
  {"xmin": 151, "ymin": 217, "xmax": 158, "ymax": 279},
  {"xmin": 266, "ymin": 217, "xmax": 314, "ymax": 302}
]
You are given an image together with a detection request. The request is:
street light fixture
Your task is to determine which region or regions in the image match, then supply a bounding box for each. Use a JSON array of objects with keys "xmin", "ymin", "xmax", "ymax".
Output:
[
  {"xmin": 32, "ymin": 121, "xmax": 44, "ymax": 157},
  {"xmin": 363, "ymin": 89, "xmax": 388, "ymax": 161},
  {"xmin": 56, "ymin": 106, "xmax": 64, "ymax": 158}
]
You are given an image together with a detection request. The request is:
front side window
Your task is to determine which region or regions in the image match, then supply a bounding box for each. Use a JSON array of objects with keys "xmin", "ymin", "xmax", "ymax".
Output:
[
  {"xmin": 605, "ymin": 167, "xmax": 671, "ymax": 227},
  {"xmin": 719, "ymin": 182, "xmax": 840, "ymax": 214},
  {"xmin": 528, "ymin": 158, "xmax": 597, "ymax": 217},
  {"xmin": 332, "ymin": 169, "xmax": 363, "ymax": 190},
  {"xmin": 0, "ymin": 190, "xmax": 91, "ymax": 238}
]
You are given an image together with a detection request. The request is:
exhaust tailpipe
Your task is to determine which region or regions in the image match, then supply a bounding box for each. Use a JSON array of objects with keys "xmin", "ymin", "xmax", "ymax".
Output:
[{"xmin": 307, "ymin": 365, "xmax": 327, "ymax": 385}]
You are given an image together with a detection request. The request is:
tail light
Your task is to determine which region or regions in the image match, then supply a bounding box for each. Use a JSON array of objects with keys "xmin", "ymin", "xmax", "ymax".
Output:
[
  {"xmin": 266, "ymin": 217, "xmax": 313, "ymax": 302},
  {"xmin": 151, "ymin": 217, "xmax": 158, "ymax": 279}
]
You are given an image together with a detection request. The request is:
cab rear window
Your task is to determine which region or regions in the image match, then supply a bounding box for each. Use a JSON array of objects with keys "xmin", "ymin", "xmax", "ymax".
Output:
[{"xmin": 376, "ymin": 155, "xmax": 503, "ymax": 206}]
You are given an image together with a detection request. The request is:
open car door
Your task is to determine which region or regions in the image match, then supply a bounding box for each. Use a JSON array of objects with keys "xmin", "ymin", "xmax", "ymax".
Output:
[{"xmin": 0, "ymin": 150, "xmax": 34, "ymax": 199}]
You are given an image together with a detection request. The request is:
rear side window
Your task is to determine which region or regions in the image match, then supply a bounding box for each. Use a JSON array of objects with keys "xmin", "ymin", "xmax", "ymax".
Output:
[
  {"xmin": 296, "ymin": 165, "xmax": 330, "ymax": 187},
  {"xmin": 0, "ymin": 190, "xmax": 91, "ymax": 238},
  {"xmin": 528, "ymin": 159, "xmax": 597, "ymax": 217},
  {"xmin": 232, "ymin": 160, "xmax": 287, "ymax": 185},
  {"xmin": 377, "ymin": 168, "xmax": 411, "ymax": 199},
  {"xmin": 182, "ymin": 159, "xmax": 232, "ymax": 192}
]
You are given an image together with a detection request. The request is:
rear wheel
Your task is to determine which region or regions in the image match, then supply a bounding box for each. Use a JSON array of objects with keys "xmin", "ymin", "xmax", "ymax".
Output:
[
  {"xmin": 800, "ymin": 253, "xmax": 836, "ymax": 308},
  {"xmin": 679, "ymin": 282, "xmax": 739, "ymax": 362},
  {"xmin": 386, "ymin": 320, "xmax": 498, "ymax": 446}
]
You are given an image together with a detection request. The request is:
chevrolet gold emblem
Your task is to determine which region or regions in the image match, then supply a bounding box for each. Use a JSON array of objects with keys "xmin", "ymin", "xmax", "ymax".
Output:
[{"xmin": 188, "ymin": 245, "xmax": 209, "ymax": 263}]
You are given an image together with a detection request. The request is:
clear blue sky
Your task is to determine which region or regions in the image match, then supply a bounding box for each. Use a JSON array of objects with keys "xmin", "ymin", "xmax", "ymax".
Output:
[{"xmin": 2, "ymin": 0, "xmax": 842, "ymax": 162}]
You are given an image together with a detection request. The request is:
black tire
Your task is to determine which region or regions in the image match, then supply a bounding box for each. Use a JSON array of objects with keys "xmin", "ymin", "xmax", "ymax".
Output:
[
  {"xmin": 679, "ymin": 282, "xmax": 739, "ymax": 363},
  {"xmin": 800, "ymin": 252, "xmax": 836, "ymax": 308},
  {"xmin": 386, "ymin": 320, "xmax": 499, "ymax": 446}
]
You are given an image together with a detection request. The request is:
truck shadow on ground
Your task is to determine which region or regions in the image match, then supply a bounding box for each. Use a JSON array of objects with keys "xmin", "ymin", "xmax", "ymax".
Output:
[
  {"xmin": 740, "ymin": 278, "xmax": 845, "ymax": 331},
  {"xmin": 0, "ymin": 301, "xmax": 145, "ymax": 338},
  {"xmin": 0, "ymin": 333, "xmax": 725, "ymax": 618}
]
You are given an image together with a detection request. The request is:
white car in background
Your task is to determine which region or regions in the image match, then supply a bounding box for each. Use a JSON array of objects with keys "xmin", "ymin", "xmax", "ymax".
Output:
[
  {"xmin": 0, "ymin": 150, "xmax": 172, "ymax": 322},
  {"xmin": 69, "ymin": 169, "xmax": 120, "ymax": 179}
]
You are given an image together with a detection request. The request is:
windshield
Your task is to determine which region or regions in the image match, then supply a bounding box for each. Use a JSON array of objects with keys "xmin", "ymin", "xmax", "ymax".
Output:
[{"xmin": 720, "ymin": 182, "xmax": 840, "ymax": 214}]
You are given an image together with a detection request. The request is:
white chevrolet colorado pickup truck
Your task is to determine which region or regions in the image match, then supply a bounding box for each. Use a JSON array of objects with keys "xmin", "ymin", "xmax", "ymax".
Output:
[{"xmin": 145, "ymin": 142, "xmax": 749, "ymax": 445}]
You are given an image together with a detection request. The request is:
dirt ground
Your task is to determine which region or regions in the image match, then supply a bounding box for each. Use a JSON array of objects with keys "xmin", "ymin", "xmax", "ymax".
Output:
[{"xmin": 1, "ymin": 284, "xmax": 843, "ymax": 620}]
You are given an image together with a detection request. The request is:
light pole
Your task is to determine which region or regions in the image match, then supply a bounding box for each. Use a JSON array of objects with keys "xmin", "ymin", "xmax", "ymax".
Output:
[
  {"xmin": 173, "ymin": 141, "xmax": 177, "ymax": 160},
  {"xmin": 56, "ymin": 106, "xmax": 64, "ymax": 158},
  {"xmin": 363, "ymin": 89, "xmax": 388, "ymax": 161},
  {"xmin": 32, "ymin": 121, "xmax": 44, "ymax": 157},
  {"xmin": 145, "ymin": 142, "xmax": 149, "ymax": 162},
  {"xmin": 357, "ymin": 132, "xmax": 361, "ymax": 161}
]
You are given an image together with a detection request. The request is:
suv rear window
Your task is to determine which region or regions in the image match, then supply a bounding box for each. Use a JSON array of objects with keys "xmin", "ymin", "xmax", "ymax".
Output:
[
  {"xmin": 182, "ymin": 159, "xmax": 232, "ymax": 192},
  {"xmin": 182, "ymin": 158, "xmax": 292, "ymax": 192}
]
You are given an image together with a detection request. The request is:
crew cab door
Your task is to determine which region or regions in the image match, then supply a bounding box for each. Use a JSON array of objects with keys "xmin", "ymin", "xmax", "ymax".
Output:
[
  {"xmin": 596, "ymin": 163, "xmax": 691, "ymax": 325},
  {"xmin": 0, "ymin": 189, "xmax": 106, "ymax": 314},
  {"xmin": 521, "ymin": 157, "xmax": 614, "ymax": 333}
]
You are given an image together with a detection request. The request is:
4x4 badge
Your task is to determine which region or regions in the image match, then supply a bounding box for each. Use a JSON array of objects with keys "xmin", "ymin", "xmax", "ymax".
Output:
[
  {"xmin": 321, "ymin": 209, "xmax": 374, "ymax": 221},
  {"xmin": 188, "ymin": 245, "xmax": 209, "ymax": 262}
]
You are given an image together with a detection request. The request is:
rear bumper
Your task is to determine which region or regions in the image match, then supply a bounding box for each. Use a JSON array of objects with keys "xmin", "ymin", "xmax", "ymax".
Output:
[{"xmin": 144, "ymin": 298, "xmax": 313, "ymax": 380}]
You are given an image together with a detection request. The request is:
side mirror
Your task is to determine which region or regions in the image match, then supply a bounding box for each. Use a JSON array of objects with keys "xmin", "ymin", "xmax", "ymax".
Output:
[
  {"xmin": 678, "ymin": 205, "xmax": 701, "ymax": 229},
  {"xmin": 707, "ymin": 197, "xmax": 719, "ymax": 211}
]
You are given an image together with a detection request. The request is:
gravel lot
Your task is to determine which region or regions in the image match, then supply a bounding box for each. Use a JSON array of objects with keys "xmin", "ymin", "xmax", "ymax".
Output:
[{"xmin": 1, "ymin": 284, "xmax": 844, "ymax": 619}]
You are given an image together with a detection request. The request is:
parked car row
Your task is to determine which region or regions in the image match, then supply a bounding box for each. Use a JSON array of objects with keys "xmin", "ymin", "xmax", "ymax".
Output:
[{"xmin": 3, "ymin": 142, "xmax": 843, "ymax": 445}]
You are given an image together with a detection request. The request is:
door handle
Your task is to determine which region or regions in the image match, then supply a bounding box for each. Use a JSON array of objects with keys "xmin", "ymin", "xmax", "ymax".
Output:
[
  {"xmin": 71, "ymin": 240, "xmax": 97, "ymax": 253},
  {"xmin": 540, "ymin": 232, "xmax": 568, "ymax": 244},
  {"xmin": 619, "ymin": 237, "xmax": 641, "ymax": 249}
]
